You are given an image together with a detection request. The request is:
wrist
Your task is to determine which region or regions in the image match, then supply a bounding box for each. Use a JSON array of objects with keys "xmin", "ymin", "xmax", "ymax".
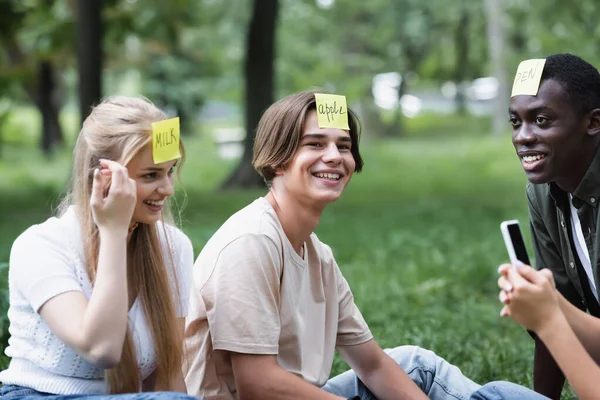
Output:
[
  {"xmin": 536, "ymin": 310, "xmax": 568, "ymax": 341},
  {"xmin": 98, "ymin": 226, "xmax": 129, "ymax": 240}
]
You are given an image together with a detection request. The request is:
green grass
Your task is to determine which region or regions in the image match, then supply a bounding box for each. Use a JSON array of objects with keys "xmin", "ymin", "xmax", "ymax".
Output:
[{"xmin": 0, "ymin": 113, "xmax": 576, "ymax": 398}]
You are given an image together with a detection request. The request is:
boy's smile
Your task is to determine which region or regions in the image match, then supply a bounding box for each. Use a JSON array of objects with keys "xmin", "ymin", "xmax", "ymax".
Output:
[{"xmin": 275, "ymin": 110, "xmax": 355, "ymax": 206}]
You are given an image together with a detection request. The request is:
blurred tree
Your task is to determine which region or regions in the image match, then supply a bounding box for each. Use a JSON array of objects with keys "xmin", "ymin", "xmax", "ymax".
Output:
[
  {"xmin": 37, "ymin": 59, "xmax": 64, "ymax": 153},
  {"xmin": 76, "ymin": 0, "xmax": 103, "ymax": 124},
  {"xmin": 277, "ymin": 0, "xmax": 447, "ymax": 137},
  {"xmin": 504, "ymin": 0, "xmax": 600, "ymax": 67},
  {"xmin": 222, "ymin": 0, "xmax": 279, "ymax": 189},
  {"xmin": 485, "ymin": 0, "xmax": 508, "ymax": 136},
  {"xmin": 276, "ymin": 0, "xmax": 395, "ymax": 137},
  {"xmin": 102, "ymin": 0, "xmax": 230, "ymax": 135},
  {"xmin": 4, "ymin": 0, "xmax": 600, "ymax": 158},
  {"xmin": 386, "ymin": 0, "xmax": 436, "ymax": 136},
  {"xmin": 0, "ymin": 0, "xmax": 26, "ymax": 156},
  {"xmin": 0, "ymin": 0, "xmax": 69, "ymax": 155}
]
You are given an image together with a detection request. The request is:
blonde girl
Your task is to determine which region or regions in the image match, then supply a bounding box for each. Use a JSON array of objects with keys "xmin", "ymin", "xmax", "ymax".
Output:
[{"xmin": 0, "ymin": 96, "xmax": 197, "ymax": 399}]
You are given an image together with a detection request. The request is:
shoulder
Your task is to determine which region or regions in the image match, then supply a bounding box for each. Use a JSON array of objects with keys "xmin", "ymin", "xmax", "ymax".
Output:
[
  {"xmin": 227, "ymin": 197, "xmax": 282, "ymax": 236},
  {"xmin": 526, "ymin": 182, "xmax": 540, "ymax": 201},
  {"xmin": 218, "ymin": 232, "xmax": 281, "ymax": 261},
  {"xmin": 526, "ymin": 181, "xmax": 553, "ymax": 203},
  {"xmin": 200, "ymin": 198, "xmax": 284, "ymax": 257},
  {"xmin": 158, "ymin": 222, "xmax": 193, "ymax": 253},
  {"xmin": 205, "ymin": 233, "xmax": 283, "ymax": 281},
  {"xmin": 526, "ymin": 182, "xmax": 553, "ymax": 218},
  {"xmin": 194, "ymin": 232, "xmax": 283, "ymax": 294},
  {"xmin": 9, "ymin": 212, "xmax": 81, "ymax": 286},
  {"xmin": 307, "ymin": 234, "xmax": 354, "ymax": 293},
  {"xmin": 309, "ymin": 232, "xmax": 333, "ymax": 258},
  {"xmin": 11, "ymin": 213, "xmax": 71, "ymax": 254}
]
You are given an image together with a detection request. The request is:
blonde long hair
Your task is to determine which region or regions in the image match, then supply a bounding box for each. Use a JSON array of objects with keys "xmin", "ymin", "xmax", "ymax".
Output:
[{"xmin": 58, "ymin": 96, "xmax": 185, "ymax": 393}]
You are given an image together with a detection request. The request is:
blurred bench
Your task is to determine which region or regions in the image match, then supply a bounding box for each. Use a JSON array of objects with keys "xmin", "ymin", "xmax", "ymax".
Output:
[{"xmin": 212, "ymin": 128, "xmax": 245, "ymax": 159}]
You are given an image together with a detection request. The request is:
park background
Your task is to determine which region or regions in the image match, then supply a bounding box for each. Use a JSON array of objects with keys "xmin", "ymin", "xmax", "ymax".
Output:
[{"xmin": 2, "ymin": 0, "xmax": 599, "ymax": 398}]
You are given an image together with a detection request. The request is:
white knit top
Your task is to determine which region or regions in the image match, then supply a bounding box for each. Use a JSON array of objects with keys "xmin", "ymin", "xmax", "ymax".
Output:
[{"xmin": 0, "ymin": 207, "xmax": 194, "ymax": 394}]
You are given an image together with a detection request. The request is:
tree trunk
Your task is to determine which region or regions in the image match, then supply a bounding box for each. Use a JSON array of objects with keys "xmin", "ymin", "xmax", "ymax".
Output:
[
  {"xmin": 359, "ymin": 86, "xmax": 385, "ymax": 138},
  {"xmin": 386, "ymin": 77, "xmax": 406, "ymax": 137},
  {"xmin": 37, "ymin": 61, "xmax": 64, "ymax": 155},
  {"xmin": 485, "ymin": 0, "xmax": 509, "ymax": 135},
  {"xmin": 76, "ymin": 0, "xmax": 103, "ymax": 125},
  {"xmin": 454, "ymin": 9, "xmax": 470, "ymax": 115},
  {"xmin": 4, "ymin": 36, "xmax": 64, "ymax": 156},
  {"xmin": 221, "ymin": 0, "xmax": 279, "ymax": 189}
]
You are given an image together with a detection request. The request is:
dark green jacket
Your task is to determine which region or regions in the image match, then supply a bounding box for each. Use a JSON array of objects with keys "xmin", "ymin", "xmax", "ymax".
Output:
[{"xmin": 527, "ymin": 149, "xmax": 600, "ymax": 315}]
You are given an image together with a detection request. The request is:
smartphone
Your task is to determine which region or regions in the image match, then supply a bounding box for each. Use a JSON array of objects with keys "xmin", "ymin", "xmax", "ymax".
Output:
[{"xmin": 500, "ymin": 220, "xmax": 531, "ymax": 265}]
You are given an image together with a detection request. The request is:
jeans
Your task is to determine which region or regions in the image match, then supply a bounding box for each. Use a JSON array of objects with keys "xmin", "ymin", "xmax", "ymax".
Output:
[
  {"xmin": 321, "ymin": 345, "xmax": 481, "ymax": 400},
  {"xmin": 469, "ymin": 381, "xmax": 550, "ymax": 400},
  {"xmin": 0, "ymin": 385, "xmax": 199, "ymax": 400}
]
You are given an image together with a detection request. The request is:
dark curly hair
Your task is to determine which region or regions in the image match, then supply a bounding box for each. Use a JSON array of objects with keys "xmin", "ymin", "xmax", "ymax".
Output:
[{"xmin": 541, "ymin": 53, "xmax": 600, "ymax": 116}]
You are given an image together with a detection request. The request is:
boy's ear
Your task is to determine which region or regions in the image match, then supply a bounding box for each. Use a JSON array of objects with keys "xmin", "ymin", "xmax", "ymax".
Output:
[
  {"xmin": 587, "ymin": 108, "xmax": 600, "ymax": 137},
  {"xmin": 273, "ymin": 165, "xmax": 285, "ymax": 176}
]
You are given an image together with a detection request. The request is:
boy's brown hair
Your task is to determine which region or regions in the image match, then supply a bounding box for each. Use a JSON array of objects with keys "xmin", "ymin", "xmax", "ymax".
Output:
[{"xmin": 252, "ymin": 89, "xmax": 364, "ymax": 185}]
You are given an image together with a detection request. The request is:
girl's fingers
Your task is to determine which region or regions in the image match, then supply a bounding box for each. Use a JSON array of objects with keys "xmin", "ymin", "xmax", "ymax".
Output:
[
  {"xmin": 90, "ymin": 169, "xmax": 104, "ymax": 208},
  {"xmin": 497, "ymin": 264, "xmax": 511, "ymax": 276},
  {"xmin": 497, "ymin": 276, "xmax": 513, "ymax": 292},
  {"xmin": 506, "ymin": 265, "xmax": 529, "ymax": 288},
  {"xmin": 99, "ymin": 159, "xmax": 127, "ymax": 187},
  {"xmin": 499, "ymin": 290, "xmax": 511, "ymax": 305},
  {"xmin": 98, "ymin": 159, "xmax": 124, "ymax": 171},
  {"xmin": 516, "ymin": 263, "xmax": 550, "ymax": 285}
]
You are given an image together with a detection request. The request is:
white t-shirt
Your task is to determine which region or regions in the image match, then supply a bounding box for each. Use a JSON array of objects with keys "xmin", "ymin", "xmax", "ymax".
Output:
[
  {"xmin": 0, "ymin": 207, "xmax": 194, "ymax": 394},
  {"xmin": 184, "ymin": 197, "xmax": 372, "ymax": 400},
  {"xmin": 568, "ymin": 194, "xmax": 598, "ymax": 301}
]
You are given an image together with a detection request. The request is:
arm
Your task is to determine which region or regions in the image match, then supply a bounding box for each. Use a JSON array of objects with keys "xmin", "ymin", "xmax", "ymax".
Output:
[
  {"xmin": 39, "ymin": 229, "xmax": 129, "ymax": 368},
  {"xmin": 204, "ymin": 235, "xmax": 342, "ymax": 400},
  {"xmin": 338, "ymin": 340, "xmax": 427, "ymax": 400},
  {"xmin": 327, "ymin": 248, "xmax": 426, "ymax": 400},
  {"xmin": 231, "ymin": 353, "xmax": 345, "ymax": 400},
  {"xmin": 537, "ymin": 312, "xmax": 600, "ymax": 400},
  {"xmin": 557, "ymin": 294, "xmax": 600, "ymax": 362},
  {"xmin": 500, "ymin": 265, "xmax": 595, "ymax": 400},
  {"xmin": 38, "ymin": 161, "xmax": 136, "ymax": 368},
  {"xmin": 526, "ymin": 188, "xmax": 579, "ymax": 397},
  {"xmin": 533, "ymin": 337, "xmax": 564, "ymax": 400}
]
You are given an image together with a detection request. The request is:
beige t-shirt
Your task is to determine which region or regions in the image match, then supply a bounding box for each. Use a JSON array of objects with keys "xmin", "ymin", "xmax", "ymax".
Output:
[{"xmin": 184, "ymin": 197, "xmax": 372, "ymax": 399}]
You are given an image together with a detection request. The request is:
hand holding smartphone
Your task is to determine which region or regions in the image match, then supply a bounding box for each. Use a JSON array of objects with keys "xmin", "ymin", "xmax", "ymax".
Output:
[{"xmin": 500, "ymin": 220, "xmax": 531, "ymax": 266}]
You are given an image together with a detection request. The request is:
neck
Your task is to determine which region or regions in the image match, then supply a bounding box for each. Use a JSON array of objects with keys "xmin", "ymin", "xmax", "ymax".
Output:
[
  {"xmin": 556, "ymin": 141, "xmax": 599, "ymax": 193},
  {"xmin": 265, "ymin": 191, "xmax": 324, "ymax": 256}
]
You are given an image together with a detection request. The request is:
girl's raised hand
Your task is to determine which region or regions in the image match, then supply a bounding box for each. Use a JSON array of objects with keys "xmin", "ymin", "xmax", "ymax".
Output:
[
  {"xmin": 498, "ymin": 263, "xmax": 560, "ymax": 333},
  {"xmin": 90, "ymin": 159, "xmax": 137, "ymax": 233}
]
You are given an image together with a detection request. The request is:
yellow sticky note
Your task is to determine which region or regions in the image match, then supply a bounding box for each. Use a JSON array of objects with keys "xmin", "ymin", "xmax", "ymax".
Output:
[
  {"xmin": 314, "ymin": 93, "xmax": 350, "ymax": 130},
  {"xmin": 152, "ymin": 117, "xmax": 181, "ymax": 164},
  {"xmin": 511, "ymin": 59, "xmax": 546, "ymax": 97}
]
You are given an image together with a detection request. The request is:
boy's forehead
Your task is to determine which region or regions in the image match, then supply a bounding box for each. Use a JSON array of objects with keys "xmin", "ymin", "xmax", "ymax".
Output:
[
  {"xmin": 302, "ymin": 108, "xmax": 351, "ymax": 137},
  {"xmin": 510, "ymin": 79, "xmax": 568, "ymax": 110},
  {"xmin": 301, "ymin": 129, "xmax": 351, "ymax": 138},
  {"xmin": 538, "ymin": 78, "xmax": 568, "ymax": 98}
]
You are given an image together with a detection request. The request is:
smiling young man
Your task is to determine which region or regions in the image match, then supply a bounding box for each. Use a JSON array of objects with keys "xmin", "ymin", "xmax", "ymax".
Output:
[
  {"xmin": 507, "ymin": 54, "xmax": 600, "ymax": 398},
  {"xmin": 183, "ymin": 90, "xmax": 480, "ymax": 400}
]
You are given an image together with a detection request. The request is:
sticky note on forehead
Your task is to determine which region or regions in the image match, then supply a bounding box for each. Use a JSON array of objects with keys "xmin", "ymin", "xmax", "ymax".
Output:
[
  {"xmin": 314, "ymin": 93, "xmax": 350, "ymax": 130},
  {"xmin": 511, "ymin": 59, "xmax": 546, "ymax": 97},
  {"xmin": 152, "ymin": 117, "xmax": 181, "ymax": 164}
]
